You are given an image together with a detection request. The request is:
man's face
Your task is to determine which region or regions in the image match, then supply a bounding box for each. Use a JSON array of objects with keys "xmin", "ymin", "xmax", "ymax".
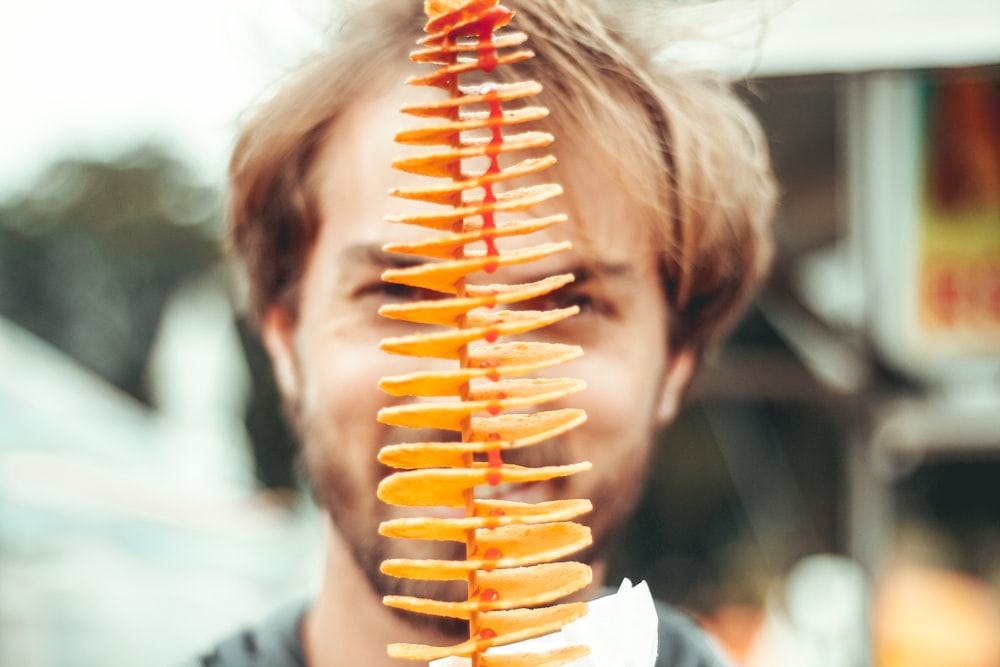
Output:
[{"xmin": 262, "ymin": 80, "xmax": 693, "ymax": 623}]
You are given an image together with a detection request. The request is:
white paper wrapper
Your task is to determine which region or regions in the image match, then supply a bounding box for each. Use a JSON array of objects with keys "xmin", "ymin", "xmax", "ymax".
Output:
[{"xmin": 430, "ymin": 578, "xmax": 659, "ymax": 667}]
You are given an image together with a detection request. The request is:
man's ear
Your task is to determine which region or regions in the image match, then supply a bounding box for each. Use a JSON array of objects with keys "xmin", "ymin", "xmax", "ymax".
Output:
[
  {"xmin": 655, "ymin": 347, "xmax": 697, "ymax": 426},
  {"xmin": 262, "ymin": 305, "xmax": 301, "ymax": 401}
]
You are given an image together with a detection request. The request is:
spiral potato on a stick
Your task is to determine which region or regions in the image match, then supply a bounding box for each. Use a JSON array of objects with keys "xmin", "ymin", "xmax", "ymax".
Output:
[{"xmin": 375, "ymin": 1, "xmax": 593, "ymax": 665}]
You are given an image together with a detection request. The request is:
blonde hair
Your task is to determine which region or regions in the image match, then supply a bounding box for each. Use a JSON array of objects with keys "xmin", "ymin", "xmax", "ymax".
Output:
[{"xmin": 228, "ymin": 0, "xmax": 776, "ymax": 355}]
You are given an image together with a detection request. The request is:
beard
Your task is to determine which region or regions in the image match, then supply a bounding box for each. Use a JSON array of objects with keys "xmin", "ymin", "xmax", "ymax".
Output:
[
  {"xmin": 283, "ymin": 384, "xmax": 644, "ymax": 638},
  {"xmin": 325, "ymin": 487, "xmax": 472, "ymax": 637},
  {"xmin": 290, "ymin": 394, "xmax": 476, "ymax": 637}
]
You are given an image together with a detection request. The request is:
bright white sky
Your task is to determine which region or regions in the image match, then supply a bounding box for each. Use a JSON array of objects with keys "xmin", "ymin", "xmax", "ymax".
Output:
[
  {"xmin": 0, "ymin": 0, "xmax": 333, "ymax": 199},
  {"xmin": 2, "ymin": 0, "xmax": 999, "ymax": 201}
]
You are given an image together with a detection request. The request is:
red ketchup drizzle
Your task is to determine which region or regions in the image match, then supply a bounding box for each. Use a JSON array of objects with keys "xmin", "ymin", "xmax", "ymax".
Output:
[
  {"xmin": 484, "ymin": 329, "xmax": 499, "ymax": 343},
  {"xmin": 483, "ymin": 505, "xmax": 505, "ymax": 530},
  {"xmin": 477, "ymin": 627, "xmax": 498, "ymax": 649},
  {"xmin": 460, "ymin": 9, "xmax": 522, "ymax": 654},
  {"xmin": 487, "ymin": 448, "xmax": 504, "ymax": 468},
  {"xmin": 482, "ymin": 547, "xmax": 502, "ymax": 572},
  {"xmin": 486, "ymin": 391, "xmax": 507, "ymax": 415},
  {"xmin": 481, "ymin": 90, "xmax": 503, "ymax": 275},
  {"xmin": 479, "ymin": 360, "xmax": 501, "ymax": 382},
  {"xmin": 485, "ymin": 446, "xmax": 503, "ymax": 486},
  {"xmin": 476, "ymin": 11, "xmax": 500, "ymax": 72}
]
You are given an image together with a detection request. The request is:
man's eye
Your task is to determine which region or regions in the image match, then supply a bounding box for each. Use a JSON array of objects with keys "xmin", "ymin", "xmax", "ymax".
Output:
[
  {"xmin": 557, "ymin": 293, "xmax": 596, "ymax": 313},
  {"xmin": 533, "ymin": 292, "xmax": 585, "ymax": 312},
  {"xmin": 528, "ymin": 290, "xmax": 609, "ymax": 317},
  {"xmin": 381, "ymin": 282, "xmax": 417, "ymax": 300},
  {"xmin": 358, "ymin": 282, "xmax": 438, "ymax": 302}
]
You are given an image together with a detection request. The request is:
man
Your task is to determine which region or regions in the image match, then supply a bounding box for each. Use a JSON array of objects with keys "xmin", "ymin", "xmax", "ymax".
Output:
[{"xmin": 199, "ymin": 0, "xmax": 775, "ymax": 665}]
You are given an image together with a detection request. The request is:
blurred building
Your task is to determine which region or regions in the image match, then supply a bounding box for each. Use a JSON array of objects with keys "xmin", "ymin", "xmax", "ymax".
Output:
[{"xmin": 612, "ymin": 0, "xmax": 1000, "ymax": 663}]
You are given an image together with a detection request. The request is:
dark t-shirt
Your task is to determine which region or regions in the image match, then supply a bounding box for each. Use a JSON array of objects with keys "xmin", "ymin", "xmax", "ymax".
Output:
[{"xmin": 189, "ymin": 598, "xmax": 727, "ymax": 667}]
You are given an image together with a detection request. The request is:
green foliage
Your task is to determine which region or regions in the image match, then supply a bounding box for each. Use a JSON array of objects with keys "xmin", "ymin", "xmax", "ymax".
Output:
[
  {"xmin": 0, "ymin": 144, "xmax": 221, "ymax": 403},
  {"xmin": 0, "ymin": 144, "xmax": 302, "ymax": 491}
]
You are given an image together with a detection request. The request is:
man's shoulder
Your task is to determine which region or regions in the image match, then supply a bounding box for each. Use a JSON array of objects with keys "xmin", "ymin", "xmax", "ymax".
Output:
[
  {"xmin": 180, "ymin": 597, "xmax": 725, "ymax": 667},
  {"xmin": 180, "ymin": 601, "xmax": 309, "ymax": 667},
  {"xmin": 654, "ymin": 599, "xmax": 730, "ymax": 667}
]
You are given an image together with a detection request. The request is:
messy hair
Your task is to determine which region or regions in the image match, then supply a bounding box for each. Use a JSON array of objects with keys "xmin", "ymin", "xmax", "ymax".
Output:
[{"xmin": 227, "ymin": 0, "xmax": 776, "ymax": 355}]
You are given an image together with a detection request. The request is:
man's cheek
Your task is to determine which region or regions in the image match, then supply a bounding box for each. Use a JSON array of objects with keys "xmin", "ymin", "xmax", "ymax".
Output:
[{"xmin": 579, "ymin": 373, "xmax": 639, "ymax": 424}]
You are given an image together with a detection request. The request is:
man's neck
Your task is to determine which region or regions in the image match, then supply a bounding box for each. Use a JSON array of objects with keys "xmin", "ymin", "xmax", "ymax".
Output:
[{"xmin": 302, "ymin": 518, "xmax": 609, "ymax": 667}]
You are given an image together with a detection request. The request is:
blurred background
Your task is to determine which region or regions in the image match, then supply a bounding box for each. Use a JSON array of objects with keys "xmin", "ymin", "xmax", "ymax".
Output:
[{"xmin": 2, "ymin": 0, "xmax": 999, "ymax": 666}]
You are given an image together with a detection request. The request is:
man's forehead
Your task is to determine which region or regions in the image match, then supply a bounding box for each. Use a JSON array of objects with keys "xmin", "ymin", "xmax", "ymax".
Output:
[{"xmin": 314, "ymin": 82, "xmax": 657, "ymax": 276}]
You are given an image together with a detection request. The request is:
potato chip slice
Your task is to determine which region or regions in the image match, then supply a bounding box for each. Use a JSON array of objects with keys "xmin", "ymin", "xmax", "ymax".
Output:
[
  {"xmin": 378, "ymin": 410, "xmax": 587, "ymax": 470},
  {"xmin": 379, "ymin": 341, "xmax": 582, "ymax": 397},
  {"xmin": 379, "ymin": 273, "xmax": 573, "ymax": 326},
  {"xmin": 400, "ymin": 80, "xmax": 542, "ymax": 119},
  {"xmin": 474, "ymin": 497, "xmax": 591, "ymax": 520},
  {"xmin": 387, "ymin": 639, "xmax": 478, "ymax": 663},
  {"xmin": 409, "ymin": 48, "xmax": 533, "ymax": 88},
  {"xmin": 377, "ymin": 378, "xmax": 584, "ymax": 431},
  {"xmin": 379, "ymin": 3, "xmax": 592, "ymax": 663},
  {"xmin": 465, "ymin": 342, "xmax": 583, "ymax": 370},
  {"xmin": 475, "ymin": 562, "xmax": 592, "ymax": 608},
  {"xmin": 388, "ymin": 640, "xmax": 588, "ymax": 667},
  {"xmin": 385, "ymin": 605, "xmax": 589, "ymax": 664},
  {"xmin": 381, "ymin": 521, "xmax": 593, "ymax": 581},
  {"xmin": 383, "ymin": 212, "xmax": 563, "ymax": 258},
  {"xmin": 377, "ymin": 462, "xmax": 590, "ymax": 508},
  {"xmin": 380, "ymin": 306, "xmax": 577, "ymax": 359},
  {"xmin": 379, "ymin": 498, "xmax": 592, "ymax": 540},
  {"xmin": 384, "ymin": 562, "xmax": 591, "ymax": 619},
  {"xmin": 410, "ymin": 30, "xmax": 528, "ymax": 63},
  {"xmin": 391, "ymin": 133, "xmax": 554, "ymax": 180},
  {"xmin": 381, "ymin": 242, "xmax": 570, "ymax": 294},
  {"xmin": 386, "ymin": 183, "xmax": 560, "ymax": 230},
  {"xmin": 479, "ymin": 603, "xmax": 589, "ymax": 645},
  {"xmin": 423, "ymin": 0, "xmax": 506, "ymax": 33},
  {"xmin": 470, "ymin": 409, "xmax": 586, "ymax": 443},
  {"xmin": 467, "ymin": 377, "xmax": 584, "ymax": 401},
  {"xmin": 394, "ymin": 109, "xmax": 545, "ymax": 149}
]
